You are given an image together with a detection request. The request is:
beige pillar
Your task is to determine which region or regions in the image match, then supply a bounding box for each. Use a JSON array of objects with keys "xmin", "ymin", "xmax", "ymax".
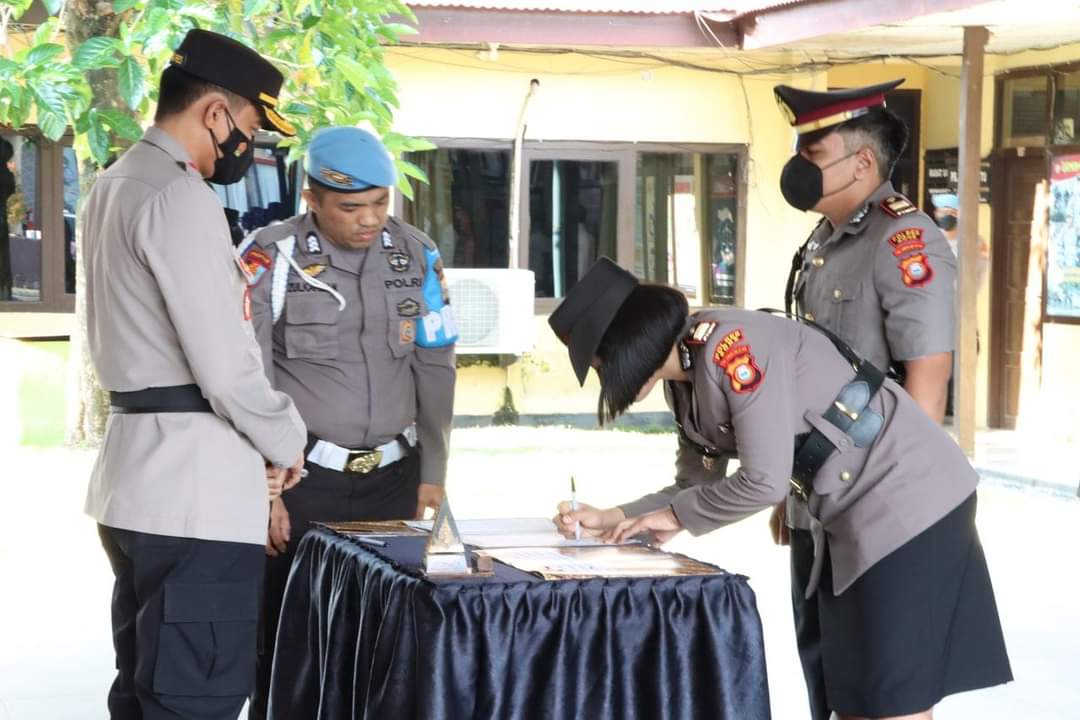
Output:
[{"xmin": 956, "ymin": 25, "xmax": 989, "ymax": 456}]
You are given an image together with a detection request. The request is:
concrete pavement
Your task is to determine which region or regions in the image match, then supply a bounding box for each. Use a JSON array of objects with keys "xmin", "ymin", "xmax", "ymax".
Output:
[{"xmin": 1, "ymin": 427, "xmax": 1076, "ymax": 719}]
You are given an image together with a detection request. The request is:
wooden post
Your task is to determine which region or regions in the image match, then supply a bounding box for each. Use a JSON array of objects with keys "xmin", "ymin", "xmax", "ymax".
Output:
[{"xmin": 956, "ymin": 26, "xmax": 988, "ymax": 456}]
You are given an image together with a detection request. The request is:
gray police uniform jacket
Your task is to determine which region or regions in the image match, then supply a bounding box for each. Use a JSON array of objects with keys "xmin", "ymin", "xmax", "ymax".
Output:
[
  {"xmin": 620, "ymin": 309, "xmax": 978, "ymax": 597},
  {"xmin": 787, "ymin": 182, "xmax": 957, "ymax": 534},
  {"xmin": 242, "ymin": 213, "xmax": 455, "ymax": 486},
  {"xmin": 82, "ymin": 127, "xmax": 307, "ymax": 546},
  {"xmin": 794, "ymin": 181, "xmax": 956, "ymax": 371}
]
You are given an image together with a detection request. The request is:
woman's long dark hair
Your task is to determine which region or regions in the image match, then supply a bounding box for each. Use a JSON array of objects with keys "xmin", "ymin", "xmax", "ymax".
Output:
[{"xmin": 595, "ymin": 284, "xmax": 688, "ymax": 425}]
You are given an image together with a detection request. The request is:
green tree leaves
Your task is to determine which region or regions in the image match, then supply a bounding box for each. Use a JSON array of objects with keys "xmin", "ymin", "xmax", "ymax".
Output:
[
  {"xmin": 3, "ymin": 0, "xmax": 429, "ymax": 200},
  {"xmin": 117, "ymin": 56, "xmax": 146, "ymax": 110}
]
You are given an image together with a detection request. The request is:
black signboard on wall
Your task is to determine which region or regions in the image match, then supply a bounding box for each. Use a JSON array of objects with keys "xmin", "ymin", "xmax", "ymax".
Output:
[{"xmin": 924, "ymin": 148, "xmax": 992, "ymax": 207}]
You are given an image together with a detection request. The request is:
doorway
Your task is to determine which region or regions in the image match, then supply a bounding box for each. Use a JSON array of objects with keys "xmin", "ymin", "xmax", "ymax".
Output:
[
  {"xmin": 989, "ymin": 154, "xmax": 1046, "ymax": 428},
  {"xmin": 885, "ymin": 89, "xmax": 922, "ymax": 202}
]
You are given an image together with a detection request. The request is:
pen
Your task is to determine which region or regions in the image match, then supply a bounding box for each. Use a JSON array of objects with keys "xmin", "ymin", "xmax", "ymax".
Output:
[{"xmin": 571, "ymin": 475, "xmax": 581, "ymax": 541}]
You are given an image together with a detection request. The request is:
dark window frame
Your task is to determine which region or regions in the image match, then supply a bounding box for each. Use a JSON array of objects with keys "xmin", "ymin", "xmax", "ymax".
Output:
[{"xmin": 0, "ymin": 126, "xmax": 73, "ymax": 314}]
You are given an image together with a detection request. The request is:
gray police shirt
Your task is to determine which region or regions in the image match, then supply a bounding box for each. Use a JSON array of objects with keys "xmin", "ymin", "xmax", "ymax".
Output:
[{"xmin": 245, "ymin": 213, "xmax": 456, "ymax": 487}]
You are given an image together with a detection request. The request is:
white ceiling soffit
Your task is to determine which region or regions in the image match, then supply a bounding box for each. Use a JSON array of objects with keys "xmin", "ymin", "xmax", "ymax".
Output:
[{"xmin": 779, "ymin": 0, "xmax": 1080, "ymax": 57}]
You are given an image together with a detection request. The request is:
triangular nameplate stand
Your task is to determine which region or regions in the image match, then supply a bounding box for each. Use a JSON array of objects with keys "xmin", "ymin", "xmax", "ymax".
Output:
[{"xmin": 424, "ymin": 498, "xmax": 470, "ymax": 575}]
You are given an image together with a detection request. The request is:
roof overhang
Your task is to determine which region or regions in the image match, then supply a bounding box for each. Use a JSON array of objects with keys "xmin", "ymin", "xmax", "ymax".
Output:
[
  {"xmin": 716, "ymin": 0, "xmax": 1080, "ymax": 55},
  {"xmin": 717, "ymin": 0, "xmax": 986, "ymax": 50},
  {"xmin": 404, "ymin": 7, "xmax": 738, "ymax": 48}
]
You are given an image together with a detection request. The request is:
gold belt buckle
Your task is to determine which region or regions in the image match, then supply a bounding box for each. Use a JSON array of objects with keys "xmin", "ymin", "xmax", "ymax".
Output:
[
  {"xmin": 345, "ymin": 449, "xmax": 383, "ymax": 474},
  {"xmin": 789, "ymin": 477, "xmax": 808, "ymax": 501}
]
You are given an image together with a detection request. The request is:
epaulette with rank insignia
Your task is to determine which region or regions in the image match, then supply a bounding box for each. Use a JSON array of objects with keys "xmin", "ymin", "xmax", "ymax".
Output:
[
  {"xmin": 880, "ymin": 195, "xmax": 917, "ymax": 218},
  {"xmin": 685, "ymin": 321, "xmax": 716, "ymax": 346}
]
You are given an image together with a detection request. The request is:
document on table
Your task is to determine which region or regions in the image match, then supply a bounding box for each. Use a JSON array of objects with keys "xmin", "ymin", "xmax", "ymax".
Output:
[
  {"xmin": 404, "ymin": 517, "xmax": 628, "ymax": 548},
  {"xmin": 479, "ymin": 545, "xmax": 718, "ymax": 580}
]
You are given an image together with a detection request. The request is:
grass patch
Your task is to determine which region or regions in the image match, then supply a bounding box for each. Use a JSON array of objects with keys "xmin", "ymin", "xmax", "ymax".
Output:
[{"xmin": 16, "ymin": 341, "xmax": 69, "ymax": 446}]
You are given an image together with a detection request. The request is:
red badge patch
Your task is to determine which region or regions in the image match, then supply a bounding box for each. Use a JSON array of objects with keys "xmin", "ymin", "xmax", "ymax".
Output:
[
  {"xmin": 720, "ymin": 346, "xmax": 764, "ymax": 394},
  {"xmin": 892, "ymin": 241, "xmax": 926, "ymax": 257},
  {"xmin": 399, "ymin": 318, "xmax": 416, "ymax": 344},
  {"xmin": 898, "ymin": 253, "xmax": 934, "ymax": 287},
  {"xmin": 243, "ymin": 285, "xmax": 252, "ymax": 321},
  {"xmin": 888, "ymin": 227, "xmax": 922, "ymax": 246},
  {"xmin": 712, "ymin": 329, "xmax": 744, "ymax": 365},
  {"xmin": 712, "ymin": 328, "xmax": 764, "ymax": 393},
  {"xmin": 888, "ymin": 228, "xmax": 926, "ymax": 257},
  {"xmin": 241, "ymin": 246, "xmax": 272, "ymax": 285}
]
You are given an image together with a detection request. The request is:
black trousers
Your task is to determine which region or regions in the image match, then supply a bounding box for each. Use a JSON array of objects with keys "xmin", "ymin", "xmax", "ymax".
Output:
[
  {"xmin": 790, "ymin": 527, "xmax": 831, "ymax": 720},
  {"xmin": 98, "ymin": 524, "xmax": 265, "ymax": 720},
  {"xmin": 249, "ymin": 448, "xmax": 422, "ymax": 720}
]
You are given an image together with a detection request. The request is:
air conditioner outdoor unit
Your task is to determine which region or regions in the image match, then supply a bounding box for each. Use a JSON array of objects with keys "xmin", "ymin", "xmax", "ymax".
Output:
[{"xmin": 444, "ymin": 268, "xmax": 536, "ymax": 354}]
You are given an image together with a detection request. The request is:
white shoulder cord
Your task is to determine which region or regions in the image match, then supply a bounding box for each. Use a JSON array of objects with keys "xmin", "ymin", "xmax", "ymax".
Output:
[
  {"xmin": 269, "ymin": 236, "xmax": 295, "ymax": 323},
  {"xmin": 276, "ymin": 237, "xmax": 347, "ymax": 314}
]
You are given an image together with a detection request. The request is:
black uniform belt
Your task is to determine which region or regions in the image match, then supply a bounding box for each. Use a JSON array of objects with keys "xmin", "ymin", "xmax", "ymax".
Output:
[
  {"xmin": 789, "ymin": 358, "xmax": 886, "ymax": 501},
  {"xmin": 755, "ymin": 308, "xmax": 888, "ymax": 502},
  {"xmin": 109, "ymin": 385, "xmax": 212, "ymax": 414}
]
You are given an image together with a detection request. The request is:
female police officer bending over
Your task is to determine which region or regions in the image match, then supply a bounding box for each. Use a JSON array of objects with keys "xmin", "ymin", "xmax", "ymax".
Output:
[{"xmin": 550, "ymin": 258, "xmax": 1011, "ymax": 720}]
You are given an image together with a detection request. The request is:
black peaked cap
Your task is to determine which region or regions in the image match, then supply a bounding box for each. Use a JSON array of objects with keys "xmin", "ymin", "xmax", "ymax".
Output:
[
  {"xmin": 549, "ymin": 257, "xmax": 639, "ymax": 386},
  {"xmin": 169, "ymin": 29, "xmax": 295, "ymax": 136}
]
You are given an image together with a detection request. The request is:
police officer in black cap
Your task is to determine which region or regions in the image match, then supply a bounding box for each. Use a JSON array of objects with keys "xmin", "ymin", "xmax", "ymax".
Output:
[
  {"xmin": 770, "ymin": 80, "xmax": 957, "ymax": 720},
  {"xmin": 82, "ymin": 29, "xmax": 307, "ymax": 719}
]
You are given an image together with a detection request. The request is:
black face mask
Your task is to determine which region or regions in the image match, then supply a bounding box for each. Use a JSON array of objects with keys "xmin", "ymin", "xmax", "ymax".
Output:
[
  {"xmin": 936, "ymin": 215, "xmax": 958, "ymax": 232},
  {"xmin": 207, "ymin": 109, "xmax": 255, "ymax": 185},
  {"xmin": 779, "ymin": 150, "xmax": 859, "ymax": 212}
]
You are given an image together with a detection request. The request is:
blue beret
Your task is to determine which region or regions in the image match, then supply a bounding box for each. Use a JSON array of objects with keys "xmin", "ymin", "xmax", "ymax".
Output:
[
  {"xmin": 931, "ymin": 193, "xmax": 959, "ymax": 210},
  {"xmin": 306, "ymin": 126, "xmax": 397, "ymax": 192}
]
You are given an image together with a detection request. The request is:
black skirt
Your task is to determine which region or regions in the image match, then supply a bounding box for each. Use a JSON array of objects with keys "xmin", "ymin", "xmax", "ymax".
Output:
[{"xmin": 818, "ymin": 492, "xmax": 1012, "ymax": 717}]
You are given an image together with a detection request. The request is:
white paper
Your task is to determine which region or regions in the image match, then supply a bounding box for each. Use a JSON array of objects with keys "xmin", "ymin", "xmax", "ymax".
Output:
[
  {"xmin": 483, "ymin": 546, "xmax": 684, "ymax": 578},
  {"xmin": 404, "ymin": 517, "xmax": 622, "ymax": 548}
]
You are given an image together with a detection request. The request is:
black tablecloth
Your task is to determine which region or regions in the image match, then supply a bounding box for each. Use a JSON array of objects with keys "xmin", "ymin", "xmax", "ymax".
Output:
[{"xmin": 269, "ymin": 528, "xmax": 771, "ymax": 720}]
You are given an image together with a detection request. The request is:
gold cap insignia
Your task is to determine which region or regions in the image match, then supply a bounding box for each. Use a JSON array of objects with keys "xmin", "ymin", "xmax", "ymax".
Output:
[{"xmin": 319, "ymin": 167, "xmax": 354, "ymax": 186}]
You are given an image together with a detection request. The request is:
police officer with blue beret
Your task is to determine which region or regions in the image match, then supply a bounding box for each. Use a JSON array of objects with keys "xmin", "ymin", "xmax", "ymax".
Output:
[{"xmin": 240, "ymin": 126, "xmax": 457, "ymax": 718}]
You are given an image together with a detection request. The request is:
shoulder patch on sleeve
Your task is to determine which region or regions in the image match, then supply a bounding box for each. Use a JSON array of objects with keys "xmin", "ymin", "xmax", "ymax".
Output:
[
  {"xmin": 240, "ymin": 245, "xmax": 273, "ymax": 286},
  {"xmin": 898, "ymin": 253, "xmax": 934, "ymax": 287},
  {"xmin": 246, "ymin": 218, "xmax": 299, "ymax": 249},
  {"xmin": 711, "ymin": 328, "xmax": 764, "ymax": 394},
  {"xmin": 887, "ymin": 227, "xmax": 926, "ymax": 257},
  {"xmin": 415, "ymin": 246, "xmax": 458, "ymax": 348},
  {"xmin": 685, "ymin": 321, "xmax": 716, "ymax": 346},
  {"xmin": 880, "ymin": 195, "xmax": 918, "ymax": 218}
]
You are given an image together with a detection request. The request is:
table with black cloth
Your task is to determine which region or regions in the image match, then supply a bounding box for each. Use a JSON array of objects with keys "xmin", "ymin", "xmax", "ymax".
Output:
[{"xmin": 269, "ymin": 527, "xmax": 771, "ymax": 720}]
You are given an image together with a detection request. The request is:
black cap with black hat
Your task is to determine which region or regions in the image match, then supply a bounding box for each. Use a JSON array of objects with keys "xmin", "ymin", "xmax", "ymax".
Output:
[
  {"xmin": 548, "ymin": 257, "xmax": 639, "ymax": 386},
  {"xmin": 169, "ymin": 29, "xmax": 295, "ymax": 137}
]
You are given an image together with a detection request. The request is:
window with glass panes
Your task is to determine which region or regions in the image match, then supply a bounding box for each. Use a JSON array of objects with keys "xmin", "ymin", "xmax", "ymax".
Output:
[{"xmin": 401, "ymin": 140, "xmax": 745, "ymax": 307}]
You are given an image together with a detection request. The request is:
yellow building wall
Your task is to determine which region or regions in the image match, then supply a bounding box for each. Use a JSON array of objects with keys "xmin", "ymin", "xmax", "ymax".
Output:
[
  {"xmin": 392, "ymin": 46, "xmax": 1080, "ymax": 431},
  {"xmin": 387, "ymin": 47, "xmax": 823, "ymax": 419}
]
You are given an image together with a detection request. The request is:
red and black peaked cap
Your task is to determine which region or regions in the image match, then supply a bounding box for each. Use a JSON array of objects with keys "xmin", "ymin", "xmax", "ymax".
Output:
[
  {"xmin": 774, "ymin": 79, "xmax": 904, "ymax": 136},
  {"xmin": 549, "ymin": 257, "xmax": 639, "ymax": 387}
]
